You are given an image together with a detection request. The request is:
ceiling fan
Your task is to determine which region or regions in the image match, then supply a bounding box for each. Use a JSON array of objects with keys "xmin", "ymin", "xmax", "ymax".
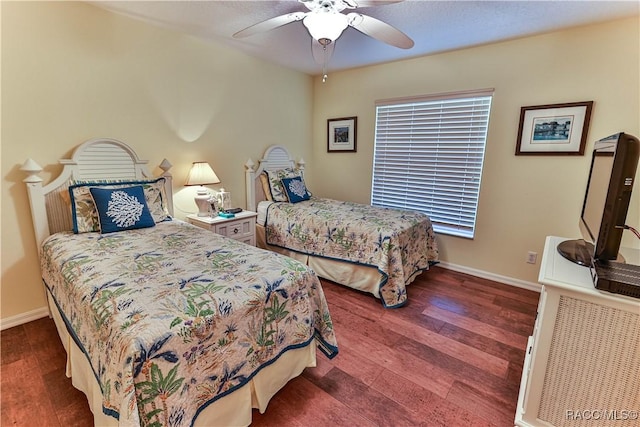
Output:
[
  {"xmin": 233, "ymin": 0, "xmax": 414, "ymax": 48},
  {"xmin": 233, "ymin": 0, "xmax": 414, "ymax": 80}
]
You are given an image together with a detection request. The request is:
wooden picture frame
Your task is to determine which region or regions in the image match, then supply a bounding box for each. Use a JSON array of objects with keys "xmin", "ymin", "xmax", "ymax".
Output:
[
  {"xmin": 515, "ymin": 101, "xmax": 593, "ymax": 155},
  {"xmin": 327, "ymin": 117, "xmax": 357, "ymax": 152}
]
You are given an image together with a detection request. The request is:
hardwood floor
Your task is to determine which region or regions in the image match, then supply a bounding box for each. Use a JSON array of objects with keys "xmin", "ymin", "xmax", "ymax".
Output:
[{"xmin": 1, "ymin": 266, "xmax": 539, "ymax": 426}]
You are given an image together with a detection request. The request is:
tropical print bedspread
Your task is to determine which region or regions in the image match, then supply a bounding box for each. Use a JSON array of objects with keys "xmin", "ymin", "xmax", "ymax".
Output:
[
  {"xmin": 265, "ymin": 198, "xmax": 439, "ymax": 308},
  {"xmin": 40, "ymin": 220, "xmax": 337, "ymax": 427}
]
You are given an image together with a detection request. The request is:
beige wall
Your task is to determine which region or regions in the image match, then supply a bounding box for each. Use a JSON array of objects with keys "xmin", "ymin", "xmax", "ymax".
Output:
[
  {"xmin": 2, "ymin": 3, "xmax": 639, "ymax": 325},
  {"xmin": 310, "ymin": 16, "xmax": 640, "ymax": 284},
  {"xmin": 1, "ymin": 2, "xmax": 313, "ymax": 322}
]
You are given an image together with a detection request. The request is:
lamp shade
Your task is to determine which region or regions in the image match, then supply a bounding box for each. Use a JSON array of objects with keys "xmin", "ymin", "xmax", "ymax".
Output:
[
  {"xmin": 185, "ymin": 162, "xmax": 221, "ymax": 186},
  {"xmin": 303, "ymin": 11, "xmax": 348, "ymax": 43}
]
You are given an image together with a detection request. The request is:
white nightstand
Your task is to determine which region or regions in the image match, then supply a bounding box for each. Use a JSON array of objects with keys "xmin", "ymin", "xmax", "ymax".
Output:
[{"xmin": 186, "ymin": 211, "xmax": 258, "ymax": 246}]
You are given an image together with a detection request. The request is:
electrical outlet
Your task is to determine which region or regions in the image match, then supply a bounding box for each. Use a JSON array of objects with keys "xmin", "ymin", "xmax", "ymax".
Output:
[{"xmin": 527, "ymin": 251, "xmax": 537, "ymax": 264}]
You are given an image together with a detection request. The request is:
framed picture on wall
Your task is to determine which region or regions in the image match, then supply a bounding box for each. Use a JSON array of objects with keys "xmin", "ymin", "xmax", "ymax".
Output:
[
  {"xmin": 327, "ymin": 116, "xmax": 357, "ymax": 152},
  {"xmin": 516, "ymin": 101, "xmax": 593, "ymax": 155}
]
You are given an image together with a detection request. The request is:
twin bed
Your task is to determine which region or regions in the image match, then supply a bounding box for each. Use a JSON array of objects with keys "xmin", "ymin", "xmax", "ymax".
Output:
[
  {"xmin": 23, "ymin": 139, "xmax": 337, "ymax": 427},
  {"xmin": 23, "ymin": 138, "xmax": 438, "ymax": 426},
  {"xmin": 245, "ymin": 145, "xmax": 439, "ymax": 308}
]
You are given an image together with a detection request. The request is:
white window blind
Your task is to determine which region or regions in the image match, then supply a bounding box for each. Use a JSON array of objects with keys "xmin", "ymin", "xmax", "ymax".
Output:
[{"xmin": 372, "ymin": 90, "xmax": 493, "ymax": 238}]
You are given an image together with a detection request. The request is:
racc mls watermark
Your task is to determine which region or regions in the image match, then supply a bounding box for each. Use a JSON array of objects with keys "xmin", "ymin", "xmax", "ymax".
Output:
[{"xmin": 566, "ymin": 409, "xmax": 639, "ymax": 421}]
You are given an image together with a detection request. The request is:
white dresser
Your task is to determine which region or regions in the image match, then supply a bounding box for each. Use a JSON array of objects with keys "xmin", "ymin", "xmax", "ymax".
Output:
[{"xmin": 515, "ymin": 236, "xmax": 639, "ymax": 427}]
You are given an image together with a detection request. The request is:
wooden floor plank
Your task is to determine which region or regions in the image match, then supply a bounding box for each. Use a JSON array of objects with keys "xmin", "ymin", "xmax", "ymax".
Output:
[
  {"xmin": 251, "ymin": 375, "xmax": 376, "ymax": 427},
  {"xmin": 394, "ymin": 338, "xmax": 520, "ymax": 408},
  {"xmin": 492, "ymin": 294, "xmax": 539, "ymax": 315},
  {"xmin": 381, "ymin": 310, "xmax": 509, "ymax": 378},
  {"xmin": 303, "ymin": 337, "xmax": 383, "ymax": 387},
  {"xmin": 459, "ymin": 278, "xmax": 540, "ymax": 306},
  {"xmin": 308, "ymin": 367, "xmax": 424, "ymax": 426},
  {"xmin": 1, "ymin": 358, "xmax": 62, "ymax": 427},
  {"xmin": 369, "ymin": 367, "xmax": 441, "ymax": 417},
  {"xmin": 334, "ymin": 325, "xmax": 457, "ymax": 399},
  {"xmin": 419, "ymin": 286, "xmax": 535, "ymax": 337},
  {"xmin": 417, "ymin": 281, "xmax": 498, "ymax": 309},
  {"xmin": 438, "ymin": 323, "xmax": 528, "ymax": 366},
  {"xmin": 422, "ymin": 304, "xmax": 529, "ymax": 348},
  {"xmin": 0, "ymin": 325, "xmax": 30, "ymax": 366},
  {"xmin": 446, "ymin": 380, "xmax": 516, "ymax": 427}
]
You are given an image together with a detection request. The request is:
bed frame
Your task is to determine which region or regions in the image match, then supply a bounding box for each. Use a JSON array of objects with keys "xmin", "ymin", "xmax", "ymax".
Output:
[
  {"xmin": 22, "ymin": 137, "xmax": 174, "ymax": 247},
  {"xmin": 22, "ymin": 138, "xmax": 316, "ymax": 427},
  {"xmin": 244, "ymin": 144, "xmax": 305, "ymax": 212},
  {"xmin": 245, "ymin": 145, "xmax": 386, "ymax": 299}
]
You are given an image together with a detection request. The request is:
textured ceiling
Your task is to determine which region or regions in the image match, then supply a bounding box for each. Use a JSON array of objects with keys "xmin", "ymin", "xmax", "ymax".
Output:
[{"xmin": 91, "ymin": 0, "xmax": 640, "ymax": 76}]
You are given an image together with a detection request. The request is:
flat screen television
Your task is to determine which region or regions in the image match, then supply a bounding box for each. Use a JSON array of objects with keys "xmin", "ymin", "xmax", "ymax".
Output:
[{"xmin": 558, "ymin": 132, "xmax": 639, "ymax": 266}]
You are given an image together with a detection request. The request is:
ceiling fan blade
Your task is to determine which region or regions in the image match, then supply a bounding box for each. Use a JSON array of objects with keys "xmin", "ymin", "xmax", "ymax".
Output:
[
  {"xmin": 347, "ymin": 13, "xmax": 414, "ymax": 49},
  {"xmin": 233, "ymin": 12, "xmax": 306, "ymax": 38},
  {"xmin": 346, "ymin": 0, "xmax": 404, "ymax": 7}
]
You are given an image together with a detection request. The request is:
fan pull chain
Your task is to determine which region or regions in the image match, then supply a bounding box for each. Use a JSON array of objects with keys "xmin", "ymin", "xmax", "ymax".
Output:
[
  {"xmin": 322, "ymin": 43, "xmax": 329, "ymax": 83},
  {"xmin": 311, "ymin": 37, "xmax": 335, "ymax": 83},
  {"xmin": 320, "ymin": 38, "xmax": 335, "ymax": 83}
]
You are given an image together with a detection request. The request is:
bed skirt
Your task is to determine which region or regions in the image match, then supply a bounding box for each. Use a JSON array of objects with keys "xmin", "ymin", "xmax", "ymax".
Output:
[
  {"xmin": 47, "ymin": 291, "xmax": 317, "ymax": 427},
  {"xmin": 256, "ymin": 224, "xmax": 386, "ymax": 298}
]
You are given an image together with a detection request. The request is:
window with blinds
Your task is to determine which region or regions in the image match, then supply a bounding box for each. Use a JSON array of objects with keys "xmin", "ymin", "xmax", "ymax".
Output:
[{"xmin": 372, "ymin": 89, "xmax": 493, "ymax": 238}]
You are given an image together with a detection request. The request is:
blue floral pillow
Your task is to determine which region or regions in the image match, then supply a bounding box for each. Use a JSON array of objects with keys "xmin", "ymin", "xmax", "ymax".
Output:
[
  {"xmin": 69, "ymin": 178, "xmax": 171, "ymax": 233},
  {"xmin": 282, "ymin": 176, "xmax": 311, "ymax": 203},
  {"xmin": 265, "ymin": 168, "xmax": 309, "ymax": 202},
  {"xmin": 89, "ymin": 186, "xmax": 155, "ymax": 233}
]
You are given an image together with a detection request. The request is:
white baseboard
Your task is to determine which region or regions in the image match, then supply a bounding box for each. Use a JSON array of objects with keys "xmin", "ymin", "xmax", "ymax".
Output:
[
  {"xmin": 436, "ymin": 261, "xmax": 542, "ymax": 293},
  {"xmin": 0, "ymin": 306, "xmax": 49, "ymax": 331}
]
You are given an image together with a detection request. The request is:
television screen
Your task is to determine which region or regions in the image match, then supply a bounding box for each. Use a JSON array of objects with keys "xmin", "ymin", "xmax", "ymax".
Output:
[
  {"xmin": 558, "ymin": 132, "xmax": 639, "ymax": 266},
  {"xmin": 579, "ymin": 143, "xmax": 615, "ymax": 249}
]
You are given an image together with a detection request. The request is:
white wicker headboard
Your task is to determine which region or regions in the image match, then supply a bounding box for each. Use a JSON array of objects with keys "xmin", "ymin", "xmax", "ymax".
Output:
[
  {"xmin": 244, "ymin": 145, "xmax": 305, "ymax": 212},
  {"xmin": 21, "ymin": 138, "xmax": 174, "ymax": 246}
]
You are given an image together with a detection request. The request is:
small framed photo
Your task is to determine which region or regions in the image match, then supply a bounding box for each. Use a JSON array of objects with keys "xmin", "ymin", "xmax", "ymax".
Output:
[
  {"xmin": 327, "ymin": 116, "xmax": 357, "ymax": 152},
  {"xmin": 515, "ymin": 101, "xmax": 593, "ymax": 155}
]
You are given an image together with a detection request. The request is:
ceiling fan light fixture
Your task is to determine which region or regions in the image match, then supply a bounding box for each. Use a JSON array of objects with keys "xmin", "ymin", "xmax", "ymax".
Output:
[
  {"xmin": 233, "ymin": 0, "xmax": 414, "ymax": 82},
  {"xmin": 302, "ymin": 11, "xmax": 348, "ymax": 43}
]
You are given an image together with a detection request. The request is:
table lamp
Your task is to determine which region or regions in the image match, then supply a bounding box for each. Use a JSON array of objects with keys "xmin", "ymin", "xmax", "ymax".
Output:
[{"xmin": 185, "ymin": 161, "xmax": 220, "ymax": 216}]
